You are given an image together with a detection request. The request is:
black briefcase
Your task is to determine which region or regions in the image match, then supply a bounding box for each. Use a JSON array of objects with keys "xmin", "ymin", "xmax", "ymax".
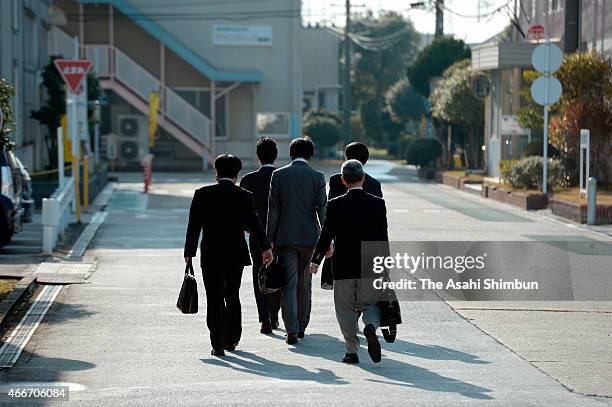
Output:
[
  {"xmin": 258, "ymin": 255, "xmax": 283, "ymax": 294},
  {"xmin": 377, "ymin": 274, "xmax": 401, "ymax": 343},
  {"xmin": 321, "ymin": 257, "xmax": 334, "ymax": 290},
  {"xmin": 177, "ymin": 261, "xmax": 198, "ymax": 314}
]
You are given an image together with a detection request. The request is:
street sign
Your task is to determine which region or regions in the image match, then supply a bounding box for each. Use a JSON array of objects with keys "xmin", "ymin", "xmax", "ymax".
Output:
[
  {"xmin": 526, "ymin": 24, "xmax": 545, "ymax": 41},
  {"xmin": 531, "ymin": 43, "xmax": 563, "ymax": 73},
  {"xmin": 53, "ymin": 59, "xmax": 93, "ymax": 95},
  {"xmin": 500, "ymin": 115, "xmax": 530, "ymax": 135},
  {"xmin": 531, "ymin": 76, "xmax": 562, "ymax": 105},
  {"xmin": 530, "ymin": 40, "xmax": 564, "ymax": 195}
]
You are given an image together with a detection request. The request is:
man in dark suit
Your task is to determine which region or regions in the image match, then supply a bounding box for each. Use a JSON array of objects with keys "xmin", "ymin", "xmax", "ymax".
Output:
[
  {"xmin": 328, "ymin": 142, "xmax": 382, "ymax": 200},
  {"xmin": 240, "ymin": 137, "xmax": 281, "ymax": 335},
  {"xmin": 267, "ymin": 138, "xmax": 328, "ymax": 345},
  {"xmin": 310, "ymin": 159, "xmax": 389, "ymax": 364},
  {"xmin": 184, "ymin": 154, "xmax": 273, "ymax": 357}
]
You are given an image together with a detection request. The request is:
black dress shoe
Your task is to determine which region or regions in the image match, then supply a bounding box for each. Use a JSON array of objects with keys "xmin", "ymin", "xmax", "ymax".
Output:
[
  {"xmin": 297, "ymin": 331, "xmax": 305, "ymax": 339},
  {"xmin": 211, "ymin": 349, "xmax": 225, "ymax": 357},
  {"xmin": 364, "ymin": 324, "xmax": 381, "ymax": 363},
  {"xmin": 285, "ymin": 333, "xmax": 298, "ymax": 345},
  {"xmin": 342, "ymin": 353, "xmax": 359, "ymax": 364},
  {"xmin": 224, "ymin": 343, "xmax": 237, "ymax": 352},
  {"xmin": 271, "ymin": 318, "xmax": 280, "ymax": 330},
  {"xmin": 260, "ymin": 320, "xmax": 273, "ymax": 334}
]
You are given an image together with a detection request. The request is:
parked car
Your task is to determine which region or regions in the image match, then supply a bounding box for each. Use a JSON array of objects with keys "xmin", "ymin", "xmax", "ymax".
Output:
[{"xmin": 0, "ymin": 150, "xmax": 25, "ymax": 247}]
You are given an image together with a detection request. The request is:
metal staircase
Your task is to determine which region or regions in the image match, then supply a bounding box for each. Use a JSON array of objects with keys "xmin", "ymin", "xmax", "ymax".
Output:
[{"xmin": 85, "ymin": 45, "xmax": 214, "ymax": 164}]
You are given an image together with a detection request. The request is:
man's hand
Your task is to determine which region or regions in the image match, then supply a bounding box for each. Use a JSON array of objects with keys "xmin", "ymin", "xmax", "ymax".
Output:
[
  {"xmin": 184, "ymin": 257, "xmax": 192, "ymax": 264},
  {"xmin": 309, "ymin": 262, "xmax": 319, "ymax": 274},
  {"xmin": 325, "ymin": 242, "xmax": 334, "ymax": 258},
  {"xmin": 262, "ymin": 249, "xmax": 274, "ymax": 267}
]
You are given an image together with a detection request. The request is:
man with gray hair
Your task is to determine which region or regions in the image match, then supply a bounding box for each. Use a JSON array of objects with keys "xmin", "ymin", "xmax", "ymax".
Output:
[{"xmin": 309, "ymin": 159, "xmax": 389, "ymax": 364}]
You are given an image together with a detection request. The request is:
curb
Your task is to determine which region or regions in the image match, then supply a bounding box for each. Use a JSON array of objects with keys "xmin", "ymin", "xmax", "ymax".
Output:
[{"xmin": 0, "ymin": 273, "xmax": 38, "ymax": 334}]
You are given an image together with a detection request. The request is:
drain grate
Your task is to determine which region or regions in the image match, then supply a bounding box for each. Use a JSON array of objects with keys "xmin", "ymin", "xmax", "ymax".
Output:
[
  {"xmin": 0, "ymin": 285, "xmax": 62, "ymax": 368},
  {"xmin": 34, "ymin": 262, "xmax": 95, "ymax": 284}
]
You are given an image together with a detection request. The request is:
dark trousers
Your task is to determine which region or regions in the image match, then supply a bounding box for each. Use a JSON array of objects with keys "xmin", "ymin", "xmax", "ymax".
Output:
[
  {"xmin": 201, "ymin": 263, "xmax": 243, "ymax": 350},
  {"xmin": 277, "ymin": 245, "xmax": 315, "ymax": 334}
]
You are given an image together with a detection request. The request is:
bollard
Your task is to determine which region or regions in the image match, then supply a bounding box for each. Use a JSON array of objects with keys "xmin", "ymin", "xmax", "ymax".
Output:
[{"xmin": 587, "ymin": 177, "xmax": 597, "ymax": 225}]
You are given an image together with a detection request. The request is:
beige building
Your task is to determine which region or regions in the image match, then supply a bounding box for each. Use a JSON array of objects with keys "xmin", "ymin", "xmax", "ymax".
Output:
[
  {"xmin": 53, "ymin": 0, "xmax": 303, "ymax": 169},
  {"xmin": 0, "ymin": 0, "xmax": 52, "ymax": 171}
]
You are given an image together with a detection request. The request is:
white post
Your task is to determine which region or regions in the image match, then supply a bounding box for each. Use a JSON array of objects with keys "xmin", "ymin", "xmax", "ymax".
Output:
[{"xmin": 57, "ymin": 126, "xmax": 64, "ymax": 189}]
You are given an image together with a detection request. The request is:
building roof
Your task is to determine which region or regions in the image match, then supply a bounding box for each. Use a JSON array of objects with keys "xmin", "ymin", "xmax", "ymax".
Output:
[{"xmin": 78, "ymin": 0, "xmax": 263, "ymax": 82}]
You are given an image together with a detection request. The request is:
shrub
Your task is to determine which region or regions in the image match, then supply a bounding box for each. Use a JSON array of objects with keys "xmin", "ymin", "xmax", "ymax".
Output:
[
  {"xmin": 521, "ymin": 139, "xmax": 559, "ymax": 159},
  {"xmin": 0, "ymin": 78, "xmax": 16, "ymax": 150},
  {"xmin": 392, "ymin": 132, "xmax": 416, "ymax": 159},
  {"xmin": 303, "ymin": 115, "xmax": 342, "ymax": 152},
  {"xmin": 406, "ymin": 138, "xmax": 442, "ymax": 167},
  {"xmin": 506, "ymin": 156, "xmax": 567, "ymax": 190}
]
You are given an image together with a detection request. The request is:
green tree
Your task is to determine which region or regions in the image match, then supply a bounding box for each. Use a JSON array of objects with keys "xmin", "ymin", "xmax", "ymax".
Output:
[
  {"xmin": 385, "ymin": 78, "xmax": 425, "ymax": 124},
  {"xmin": 549, "ymin": 51, "xmax": 612, "ymax": 183},
  {"xmin": 350, "ymin": 11, "xmax": 420, "ymax": 146},
  {"xmin": 0, "ymin": 79, "xmax": 16, "ymax": 150},
  {"xmin": 430, "ymin": 59, "xmax": 484, "ymax": 168},
  {"xmin": 407, "ymin": 36, "xmax": 471, "ymax": 97},
  {"xmin": 31, "ymin": 56, "xmax": 103, "ymax": 168}
]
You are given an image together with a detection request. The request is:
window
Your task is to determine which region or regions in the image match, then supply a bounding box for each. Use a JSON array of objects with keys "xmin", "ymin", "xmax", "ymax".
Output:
[
  {"xmin": 550, "ymin": 0, "xmax": 561, "ymax": 12},
  {"xmin": 256, "ymin": 113, "xmax": 290, "ymax": 138}
]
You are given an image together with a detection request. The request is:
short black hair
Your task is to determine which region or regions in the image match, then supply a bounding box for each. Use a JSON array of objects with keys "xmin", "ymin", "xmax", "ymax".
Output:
[
  {"xmin": 214, "ymin": 154, "xmax": 242, "ymax": 179},
  {"xmin": 289, "ymin": 137, "xmax": 314, "ymax": 160},
  {"xmin": 345, "ymin": 142, "xmax": 369, "ymax": 165},
  {"xmin": 256, "ymin": 137, "xmax": 278, "ymax": 165}
]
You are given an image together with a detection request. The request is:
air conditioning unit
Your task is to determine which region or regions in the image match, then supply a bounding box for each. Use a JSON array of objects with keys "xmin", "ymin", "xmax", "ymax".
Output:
[{"xmin": 117, "ymin": 114, "xmax": 148, "ymax": 165}]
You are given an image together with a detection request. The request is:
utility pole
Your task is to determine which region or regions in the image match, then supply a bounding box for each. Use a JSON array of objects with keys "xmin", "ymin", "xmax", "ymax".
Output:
[
  {"xmin": 435, "ymin": 0, "xmax": 444, "ymax": 38},
  {"xmin": 564, "ymin": 0, "xmax": 581, "ymax": 53},
  {"xmin": 343, "ymin": 0, "xmax": 352, "ymax": 145}
]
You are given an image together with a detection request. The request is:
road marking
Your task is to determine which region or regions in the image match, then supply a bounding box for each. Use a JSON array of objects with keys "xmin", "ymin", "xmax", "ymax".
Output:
[{"xmin": 0, "ymin": 285, "xmax": 62, "ymax": 368}]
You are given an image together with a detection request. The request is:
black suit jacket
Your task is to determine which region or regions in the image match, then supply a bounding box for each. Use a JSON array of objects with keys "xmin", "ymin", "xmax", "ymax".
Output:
[
  {"xmin": 184, "ymin": 180, "xmax": 271, "ymax": 267},
  {"xmin": 240, "ymin": 165, "xmax": 275, "ymax": 252},
  {"xmin": 328, "ymin": 172, "xmax": 383, "ymax": 200},
  {"xmin": 312, "ymin": 188, "xmax": 389, "ymax": 280}
]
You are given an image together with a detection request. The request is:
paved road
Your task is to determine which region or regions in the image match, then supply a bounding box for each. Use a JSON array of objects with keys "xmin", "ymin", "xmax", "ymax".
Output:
[{"xmin": 1, "ymin": 163, "xmax": 610, "ymax": 406}]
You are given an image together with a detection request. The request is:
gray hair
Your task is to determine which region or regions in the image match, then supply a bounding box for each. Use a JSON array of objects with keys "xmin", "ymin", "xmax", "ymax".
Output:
[{"xmin": 341, "ymin": 159, "xmax": 365, "ymax": 184}]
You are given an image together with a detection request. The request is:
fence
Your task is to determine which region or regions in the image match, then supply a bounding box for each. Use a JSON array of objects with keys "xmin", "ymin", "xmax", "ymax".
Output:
[{"xmin": 42, "ymin": 177, "xmax": 76, "ymax": 254}]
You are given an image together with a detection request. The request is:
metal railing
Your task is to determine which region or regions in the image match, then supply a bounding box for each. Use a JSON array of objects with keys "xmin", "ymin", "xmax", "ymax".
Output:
[{"xmin": 84, "ymin": 44, "xmax": 211, "ymax": 152}]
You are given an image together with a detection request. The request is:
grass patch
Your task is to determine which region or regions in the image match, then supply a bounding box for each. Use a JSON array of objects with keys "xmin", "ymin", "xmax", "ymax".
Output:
[
  {"xmin": 443, "ymin": 170, "xmax": 484, "ymax": 183},
  {"xmin": 552, "ymin": 186, "xmax": 612, "ymax": 205},
  {"xmin": 0, "ymin": 278, "xmax": 18, "ymax": 302},
  {"xmin": 485, "ymin": 182, "xmax": 544, "ymax": 196}
]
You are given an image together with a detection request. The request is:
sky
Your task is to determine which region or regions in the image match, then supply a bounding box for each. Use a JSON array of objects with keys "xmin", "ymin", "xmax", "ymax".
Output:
[{"xmin": 302, "ymin": 0, "xmax": 514, "ymax": 44}]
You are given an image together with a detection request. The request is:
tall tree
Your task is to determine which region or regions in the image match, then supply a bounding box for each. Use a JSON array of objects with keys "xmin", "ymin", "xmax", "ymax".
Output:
[
  {"xmin": 430, "ymin": 59, "xmax": 484, "ymax": 168},
  {"xmin": 350, "ymin": 11, "xmax": 420, "ymax": 146},
  {"xmin": 385, "ymin": 78, "xmax": 425, "ymax": 124},
  {"xmin": 407, "ymin": 36, "xmax": 471, "ymax": 97}
]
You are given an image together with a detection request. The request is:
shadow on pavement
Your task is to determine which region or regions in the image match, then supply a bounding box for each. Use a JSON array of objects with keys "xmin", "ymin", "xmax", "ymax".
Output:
[
  {"xmin": 288, "ymin": 333, "xmax": 493, "ymax": 400},
  {"xmin": 384, "ymin": 338, "xmax": 490, "ymax": 364},
  {"xmin": 200, "ymin": 350, "xmax": 348, "ymax": 385}
]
